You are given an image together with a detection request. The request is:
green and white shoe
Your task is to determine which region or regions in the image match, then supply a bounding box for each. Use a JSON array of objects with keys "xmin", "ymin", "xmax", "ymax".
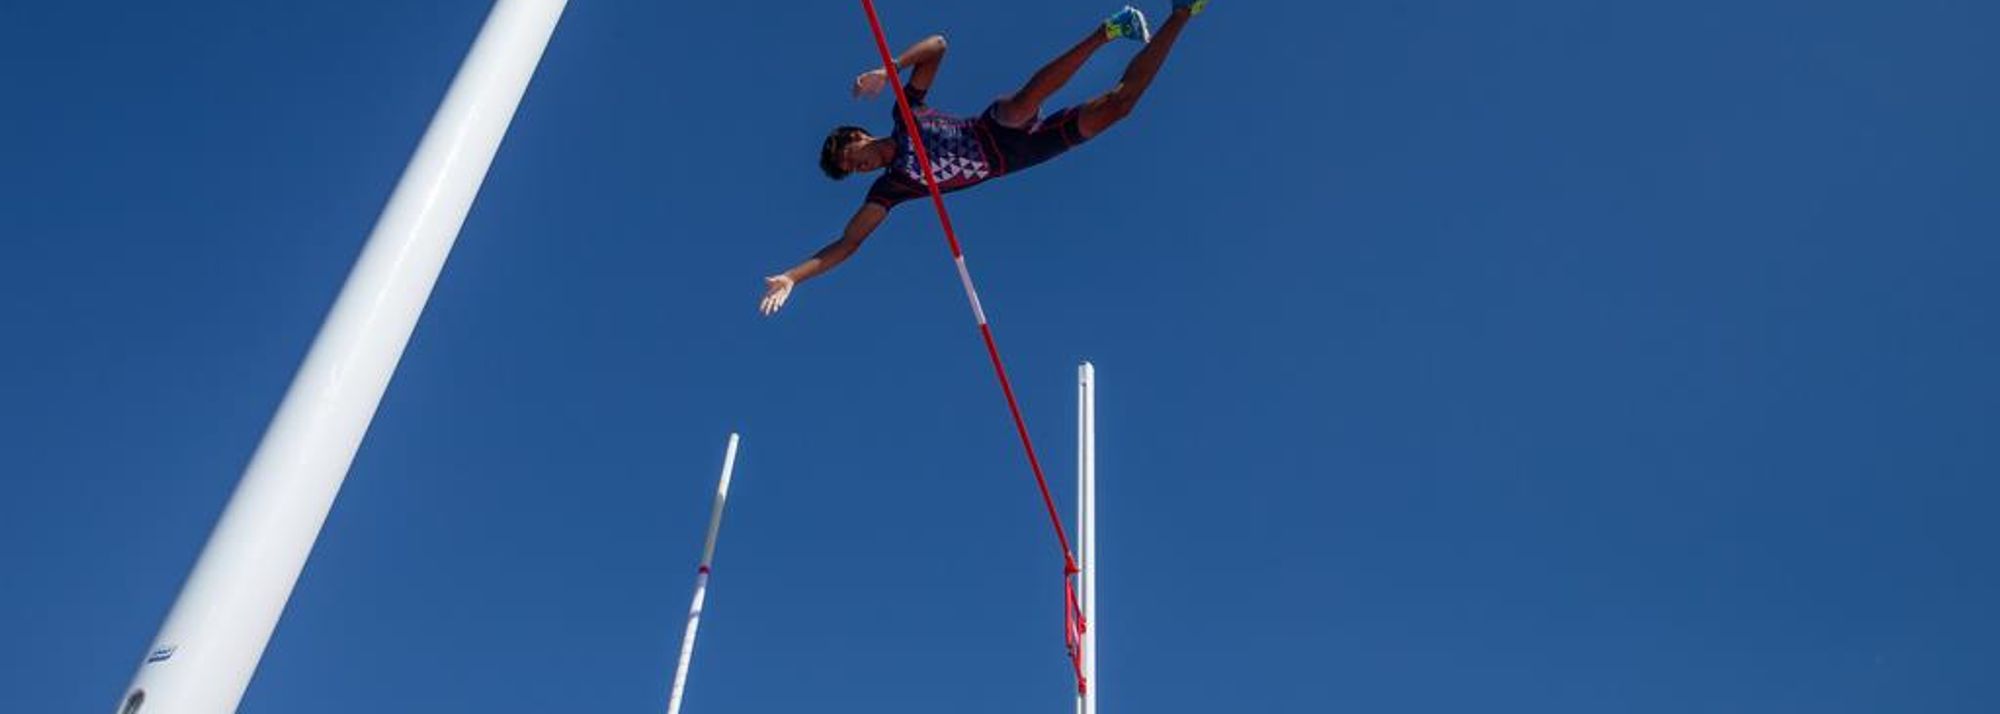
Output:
[
  {"xmin": 1174, "ymin": 0, "xmax": 1210, "ymax": 16},
  {"xmin": 1104, "ymin": 5, "xmax": 1152, "ymax": 42}
]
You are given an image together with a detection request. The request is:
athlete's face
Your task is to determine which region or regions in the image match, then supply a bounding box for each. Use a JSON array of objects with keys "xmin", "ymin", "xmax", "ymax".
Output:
[{"xmin": 841, "ymin": 133, "xmax": 886, "ymax": 174}]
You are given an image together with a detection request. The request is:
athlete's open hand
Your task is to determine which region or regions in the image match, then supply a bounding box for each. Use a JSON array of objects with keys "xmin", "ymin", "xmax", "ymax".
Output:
[
  {"xmin": 760, "ymin": 275, "xmax": 796, "ymax": 316},
  {"xmin": 853, "ymin": 68, "xmax": 889, "ymax": 99}
]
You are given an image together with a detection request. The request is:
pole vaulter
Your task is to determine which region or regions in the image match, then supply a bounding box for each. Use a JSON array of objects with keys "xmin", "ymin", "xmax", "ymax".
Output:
[{"xmin": 765, "ymin": 0, "xmax": 1210, "ymax": 695}]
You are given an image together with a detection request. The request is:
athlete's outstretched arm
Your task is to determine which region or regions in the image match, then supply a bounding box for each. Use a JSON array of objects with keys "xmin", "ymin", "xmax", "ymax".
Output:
[
  {"xmin": 760, "ymin": 203, "xmax": 889, "ymax": 316},
  {"xmin": 854, "ymin": 34, "xmax": 947, "ymax": 98}
]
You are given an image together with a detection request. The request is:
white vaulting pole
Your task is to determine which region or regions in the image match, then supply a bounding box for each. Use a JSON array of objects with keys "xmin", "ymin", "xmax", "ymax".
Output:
[
  {"xmin": 667, "ymin": 434, "xmax": 743, "ymax": 714},
  {"xmin": 118, "ymin": 2, "xmax": 568, "ymax": 712},
  {"xmin": 1077, "ymin": 362, "xmax": 1098, "ymax": 714}
]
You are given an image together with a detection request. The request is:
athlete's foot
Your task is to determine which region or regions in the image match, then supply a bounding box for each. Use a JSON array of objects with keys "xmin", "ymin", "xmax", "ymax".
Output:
[
  {"xmin": 1104, "ymin": 5, "xmax": 1152, "ymax": 43},
  {"xmin": 1173, "ymin": 0, "xmax": 1209, "ymax": 16}
]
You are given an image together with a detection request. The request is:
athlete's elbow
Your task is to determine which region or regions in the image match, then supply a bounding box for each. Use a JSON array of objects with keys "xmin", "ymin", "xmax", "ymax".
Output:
[{"xmin": 836, "ymin": 234, "xmax": 867, "ymax": 259}]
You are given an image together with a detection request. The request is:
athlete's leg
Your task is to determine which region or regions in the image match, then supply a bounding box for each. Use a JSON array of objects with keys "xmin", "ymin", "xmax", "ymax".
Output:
[
  {"xmin": 993, "ymin": 8, "xmax": 1151, "ymax": 128},
  {"xmin": 1076, "ymin": 7, "xmax": 1193, "ymax": 139},
  {"xmin": 993, "ymin": 29, "xmax": 1113, "ymax": 129}
]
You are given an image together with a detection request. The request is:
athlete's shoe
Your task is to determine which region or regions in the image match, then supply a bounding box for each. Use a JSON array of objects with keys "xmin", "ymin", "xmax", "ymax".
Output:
[
  {"xmin": 1174, "ymin": 0, "xmax": 1210, "ymax": 16},
  {"xmin": 1104, "ymin": 5, "xmax": 1152, "ymax": 43}
]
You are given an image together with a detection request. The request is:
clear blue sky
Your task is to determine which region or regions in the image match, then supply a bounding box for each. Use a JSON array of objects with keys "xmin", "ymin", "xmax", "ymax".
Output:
[{"xmin": 3, "ymin": 1, "xmax": 1996, "ymax": 711}]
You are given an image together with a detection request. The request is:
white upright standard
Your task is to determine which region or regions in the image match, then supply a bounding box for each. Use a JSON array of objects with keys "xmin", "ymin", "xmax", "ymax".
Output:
[
  {"xmin": 1077, "ymin": 362, "xmax": 1099, "ymax": 714},
  {"xmin": 667, "ymin": 434, "xmax": 743, "ymax": 714},
  {"xmin": 118, "ymin": 2, "xmax": 568, "ymax": 712}
]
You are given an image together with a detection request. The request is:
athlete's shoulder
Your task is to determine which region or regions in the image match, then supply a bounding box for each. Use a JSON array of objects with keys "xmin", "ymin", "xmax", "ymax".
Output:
[{"xmin": 863, "ymin": 168, "xmax": 924, "ymax": 210}]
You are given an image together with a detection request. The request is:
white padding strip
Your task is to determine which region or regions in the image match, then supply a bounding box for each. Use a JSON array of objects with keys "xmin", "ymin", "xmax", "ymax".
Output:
[{"xmin": 955, "ymin": 256, "xmax": 988, "ymax": 326}]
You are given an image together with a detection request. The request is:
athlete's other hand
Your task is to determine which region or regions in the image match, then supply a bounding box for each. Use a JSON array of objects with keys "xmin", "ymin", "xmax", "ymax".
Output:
[
  {"xmin": 760, "ymin": 275, "xmax": 796, "ymax": 316},
  {"xmin": 853, "ymin": 68, "xmax": 889, "ymax": 99}
]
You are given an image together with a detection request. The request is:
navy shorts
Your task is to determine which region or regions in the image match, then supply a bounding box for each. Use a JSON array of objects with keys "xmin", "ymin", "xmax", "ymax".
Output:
[{"xmin": 979, "ymin": 101, "xmax": 1089, "ymax": 174}]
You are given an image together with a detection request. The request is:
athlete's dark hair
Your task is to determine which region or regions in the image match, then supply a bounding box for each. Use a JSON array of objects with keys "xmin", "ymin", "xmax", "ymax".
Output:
[{"xmin": 819, "ymin": 125, "xmax": 869, "ymax": 180}]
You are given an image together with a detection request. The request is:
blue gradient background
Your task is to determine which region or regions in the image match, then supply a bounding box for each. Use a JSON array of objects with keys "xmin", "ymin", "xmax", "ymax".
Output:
[{"xmin": 2, "ymin": 1, "xmax": 1996, "ymax": 712}]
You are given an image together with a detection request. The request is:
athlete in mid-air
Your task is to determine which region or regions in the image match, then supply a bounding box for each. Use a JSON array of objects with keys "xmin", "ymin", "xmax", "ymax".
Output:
[{"xmin": 759, "ymin": 1, "xmax": 1210, "ymax": 316}]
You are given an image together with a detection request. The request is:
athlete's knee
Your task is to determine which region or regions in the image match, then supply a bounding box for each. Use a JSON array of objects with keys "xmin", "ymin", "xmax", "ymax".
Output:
[
  {"xmin": 1102, "ymin": 87, "xmax": 1140, "ymax": 121},
  {"xmin": 994, "ymin": 97, "xmax": 1038, "ymax": 129}
]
